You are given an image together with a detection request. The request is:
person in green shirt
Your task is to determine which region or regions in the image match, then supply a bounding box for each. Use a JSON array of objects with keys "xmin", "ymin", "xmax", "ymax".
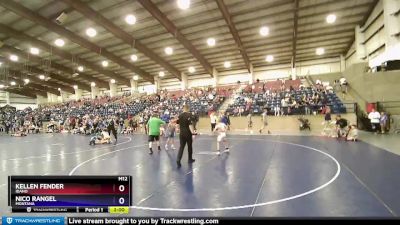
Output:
[{"xmin": 146, "ymin": 113, "xmax": 166, "ymax": 154}]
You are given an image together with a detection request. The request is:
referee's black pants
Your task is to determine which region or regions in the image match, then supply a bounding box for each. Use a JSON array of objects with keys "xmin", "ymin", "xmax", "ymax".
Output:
[
  {"xmin": 211, "ymin": 123, "xmax": 216, "ymax": 132},
  {"xmin": 108, "ymin": 127, "xmax": 117, "ymax": 140},
  {"xmin": 177, "ymin": 134, "xmax": 193, "ymax": 162}
]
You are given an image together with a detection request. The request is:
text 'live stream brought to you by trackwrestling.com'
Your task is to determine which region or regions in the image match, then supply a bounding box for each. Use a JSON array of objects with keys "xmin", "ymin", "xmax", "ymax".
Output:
[
  {"xmin": 67, "ymin": 217, "xmax": 220, "ymax": 225},
  {"xmin": 1, "ymin": 217, "xmax": 222, "ymax": 225}
]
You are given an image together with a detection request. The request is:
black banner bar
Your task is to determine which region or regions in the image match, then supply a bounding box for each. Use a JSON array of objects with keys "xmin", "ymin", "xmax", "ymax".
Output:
[
  {"xmin": 12, "ymin": 207, "xmax": 109, "ymax": 213},
  {"xmin": 67, "ymin": 217, "xmax": 400, "ymax": 225}
]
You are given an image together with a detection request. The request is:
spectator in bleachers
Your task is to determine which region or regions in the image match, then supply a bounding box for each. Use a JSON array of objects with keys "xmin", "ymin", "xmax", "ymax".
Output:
[
  {"xmin": 339, "ymin": 77, "xmax": 348, "ymax": 95},
  {"xmin": 280, "ymin": 83, "xmax": 285, "ymax": 92}
]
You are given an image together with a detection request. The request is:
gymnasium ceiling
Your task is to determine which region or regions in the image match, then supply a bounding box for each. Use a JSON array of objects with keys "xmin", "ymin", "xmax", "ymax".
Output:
[{"xmin": 0, "ymin": 0, "xmax": 377, "ymax": 97}]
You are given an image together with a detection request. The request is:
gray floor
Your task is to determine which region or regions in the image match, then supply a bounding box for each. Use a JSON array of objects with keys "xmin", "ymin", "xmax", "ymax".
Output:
[
  {"xmin": 359, "ymin": 131, "xmax": 400, "ymax": 155},
  {"xmin": 196, "ymin": 128, "xmax": 400, "ymax": 156}
]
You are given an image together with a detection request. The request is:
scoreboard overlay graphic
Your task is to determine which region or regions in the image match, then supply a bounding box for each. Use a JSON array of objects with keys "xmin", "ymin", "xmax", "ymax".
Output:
[{"xmin": 8, "ymin": 176, "xmax": 132, "ymax": 213}]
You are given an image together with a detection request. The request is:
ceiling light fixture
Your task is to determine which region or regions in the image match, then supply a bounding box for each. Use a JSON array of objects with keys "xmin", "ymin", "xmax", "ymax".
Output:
[
  {"xmin": 0, "ymin": 84, "xmax": 4, "ymax": 89},
  {"xmin": 177, "ymin": 0, "xmax": 190, "ymax": 10},
  {"xmin": 39, "ymin": 75, "xmax": 45, "ymax": 80},
  {"xmin": 265, "ymin": 55, "xmax": 274, "ymax": 62},
  {"xmin": 224, "ymin": 61, "xmax": 231, "ymax": 68},
  {"xmin": 165, "ymin": 47, "xmax": 173, "ymax": 55},
  {"xmin": 188, "ymin": 66, "xmax": 195, "ymax": 73},
  {"xmin": 326, "ymin": 14, "xmax": 336, "ymax": 24},
  {"xmin": 110, "ymin": 79, "xmax": 116, "ymax": 84},
  {"xmin": 54, "ymin": 39, "xmax": 65, "ymax": 47},
  {"xmin": 259, "ymin": 26, "xmax": 269, "ymax": 36},
  {"xmin": 10, "ymin": 55, "xmax": 18, "ymax": 62},
  {"xmin": 10, "ymin": 81, "xmax": 16, "ymax": 86},
  {"xmin": 73, "ymin": 85, "xmax": 78, "ymax": 90},
  {"xmin": 207, "ymin": 38, "xmax": 216, "ymax": 47},
  {"xmin": 125, "ymin": 14, "xmax": 136, "ymax": 25},
  {"xmin": 102, "ymin": 60, "xmax": 109, "ymax": 67},
  {"xmin": 30, "ymin": 47, "xmax": 40, "ymax": 55},
  {"xmin": 130, "ymin": 54, "xmax": 138, "ymax": 62},
  {"xmin": 86, "ymin": 27, "xmax": 97, "ymax": 37},
  {"xmin": 316, "ymin": 47, "xmax": 325, "ymax": 55},
  {"xmin": 133, "ymin": 75, "xmax": 139, "ymax": 81},
  {"xmin": 24, "ymin": 78, "xmax": 30, "ymax": 84},
  {"xmin": 91, "ymin": 82, "xmax": 96, "ymax": 87},
  {"xmin": 58, "ymin": 88, "xmax": 61, "ymax": 91},
  {"xmin": 77, "ymin": 66, "xmax": 84, "ymax": 72},
  {"xmin": 159, "ymin": 71, "xmax": 165, "ymax": 77}
]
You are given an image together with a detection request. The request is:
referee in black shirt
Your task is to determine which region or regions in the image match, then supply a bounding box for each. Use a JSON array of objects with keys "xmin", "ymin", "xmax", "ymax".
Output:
[
  {"xmin": 176, "ymin": 105, "xmax": 196, "ymax": 168},
  {"xmin": 107, "ymin": 116, "xmax": 118, "ymax": 144}
]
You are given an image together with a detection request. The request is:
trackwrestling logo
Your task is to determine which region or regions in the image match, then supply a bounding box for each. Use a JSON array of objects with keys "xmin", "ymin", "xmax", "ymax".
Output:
[{"xmin": 2, "ymin": 216, "xmax": 64, "ymax": 225}]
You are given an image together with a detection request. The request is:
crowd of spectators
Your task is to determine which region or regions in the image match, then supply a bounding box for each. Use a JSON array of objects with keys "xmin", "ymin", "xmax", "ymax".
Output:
[
  {"xmin": 0, "ymin": 107, "xmax": 43, "ymax": 135},
  {"xmin": 3, "ymin": 77, "xmax": 388, "ymax": 138},
  {"xmin": 136, "ymin": 87, "xmax": 224, "ymax": 132},
  {"xmin": 0, "ymin": 87, "xmax": 224, "ymax": 136},
  {"xmin": 226, "ymin": 79, "xmax": 346, "ymax": 117}
]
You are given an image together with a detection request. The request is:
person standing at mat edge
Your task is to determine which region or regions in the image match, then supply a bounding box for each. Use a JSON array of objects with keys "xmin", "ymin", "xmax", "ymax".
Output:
[
  {"xmin": 210, "ymin": 112, "xmax": 217, "ymax": 132},
  {"xmin": 259, "ymin": 108, "xmax": 271, "ymax": 134},
  {"xmin": 107, "ymin": 116, "xmax": 118, "ymax": 144},
  {"xmin": 177, "ymin": 105, "xmax": 197, "ymax": 168},
  {"xmin": 147, "ymin": 113, "xmax": 165, "ymax": 154}
]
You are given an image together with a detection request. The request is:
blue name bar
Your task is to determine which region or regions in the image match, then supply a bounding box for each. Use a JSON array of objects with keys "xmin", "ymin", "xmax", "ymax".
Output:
[{"xmin": 2, "ymin": 217, "xmax": 64, "ymax": 225}]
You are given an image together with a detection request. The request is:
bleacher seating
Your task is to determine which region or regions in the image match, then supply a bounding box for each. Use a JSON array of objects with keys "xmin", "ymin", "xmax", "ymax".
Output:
[
  {"xmin": 37, "ymin": 95, "xmax": 159, "ymax": 121},
  {"xmin": 226, "ymin": 79, "xmax": 346, "ymax": 116},
  {"xmin": 144, "ymin": 88, "xmax": 225, "ymax": 117},
  {"xmin": 1, "ymin": 83, "xmax": 345, "ymax": 135}
]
